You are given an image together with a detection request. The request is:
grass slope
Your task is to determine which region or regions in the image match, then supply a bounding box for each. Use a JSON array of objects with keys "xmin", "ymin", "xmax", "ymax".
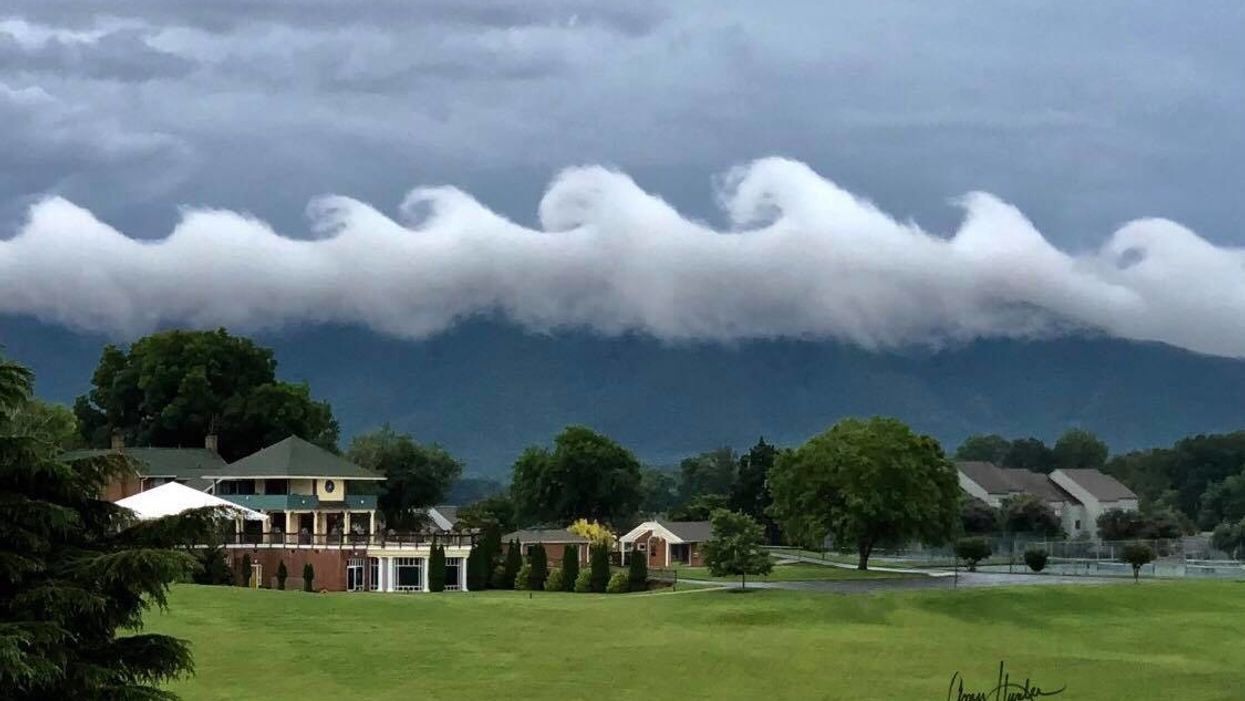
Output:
[{"xmin": 152, "ymin": 582, "xmax": 1244, "ymax": 701}]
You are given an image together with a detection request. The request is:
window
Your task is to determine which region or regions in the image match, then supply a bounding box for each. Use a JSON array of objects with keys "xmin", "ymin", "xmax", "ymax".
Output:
[
  {"xmin": 395, "ymin": 557, "xmax": 422, "ymax": 592},
  {"xmin": 445, "ymin": 557, "xmax": 463, "ymax": 591},
  {"xmin": 1074, "ymin": 520, "xmax": 1082, "ymax": 530},
  {"xmin": 264, "ymin": 479, "xmax": 288, "ymax": 495},
  {"xmin": 218, "ymin": 480, "xmax": 256, "ymax": 495},
  {"xmin": 368, "ymin": 557, "xmax": 379, "ymax": 591}
]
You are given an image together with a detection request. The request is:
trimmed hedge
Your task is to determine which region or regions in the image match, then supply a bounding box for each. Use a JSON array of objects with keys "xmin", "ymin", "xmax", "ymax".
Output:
[
  {"xmin": 544, "ymin": 568, "xmax": 564, "ymax": 592},
  {"xmin": 573, "ymin": 568, "xmax": 593, "ymax": 593},
  {"xmin": 606, "ymin": 572, "xmax": 629, "ymax": 594},
  {"xmin": 1024, "ymin": 548, "xmax": 1048, "ymax": 573}
]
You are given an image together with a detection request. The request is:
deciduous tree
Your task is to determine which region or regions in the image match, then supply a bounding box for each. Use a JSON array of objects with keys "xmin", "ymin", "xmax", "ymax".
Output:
[
  {"xmin": 73, "ymin": 329, "xmax": 339, "ymax": 461},
  {"xmin": 348, "ymin": 425, "xmax": 463, "ymax": 530},
  {"xmin": 954, "ymin": 537, "xmax": 991, "ymax": 571},
  {"xmin": 1052, "ymin": 428, "xmax": 1109, "ymax": 471},
  {"xmin": 769, "ymin": 417, "xmax": 960, "ymax": 570},
  {"xmin": 1000, "ymin": 495, "xmax": 1062, "ymax": 537},
  {"xmin": 511, "ymin": 426, "xmax": 642, "ymax": 525},
  {"xmin": 702, "ymin": 509, "xmax": 772, "ymax": 589},
  {"xmin": 954, "ymin": 434, "xmax": 1011, "ymax": 463}
]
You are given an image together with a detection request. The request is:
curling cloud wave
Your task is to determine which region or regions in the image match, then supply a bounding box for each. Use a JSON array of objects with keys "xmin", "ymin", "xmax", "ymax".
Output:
[{"xmin": 2, "ymin": 158, "xmax": 1244, "ymax": 357}]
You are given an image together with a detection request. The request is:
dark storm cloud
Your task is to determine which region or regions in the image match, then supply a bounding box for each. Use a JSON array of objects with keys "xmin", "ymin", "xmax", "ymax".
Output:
[{"xmin": 3, "ymin": 1, "xmax": 1245, "ymax": 355}]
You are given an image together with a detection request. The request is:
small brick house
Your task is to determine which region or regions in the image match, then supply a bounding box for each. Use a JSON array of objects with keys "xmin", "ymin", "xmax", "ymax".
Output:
[
  {"xmin": 503, "ymin": 528, "xmax": 591, "ymax": 566},
  {"xmin": 619, "ymin": 520, "xmax": 712, "ymax": 568}
]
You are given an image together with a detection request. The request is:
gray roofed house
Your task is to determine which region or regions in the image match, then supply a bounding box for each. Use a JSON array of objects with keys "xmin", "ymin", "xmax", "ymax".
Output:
[
  {"xmin": 206, "ymin": 436, "xmax": 382, "ymax": 480},
  {"xmin": 657, "ymin": 520, "xmax": 713, "ymax": 543},
  {"xmin": 67, "ymin": 445, "xmax": 227, "ymax": 494},
  {"xmin": 619, "ymin": 519, "xmax": 715, "ymax": 568},
  {"xmin": 503, "ymin": 528, "xmax": 590, "ymax": 544},
  {"xmin": 959, "ymin": 461, "xmax": 1139, "ymax": 540},
  {"xmin": 956, "ymin": 461, "xmax": 1022, "ymax": 498},
  {"xmin": 1052, "ymin": 469, "xmax": 1137, "ymax": 502}
]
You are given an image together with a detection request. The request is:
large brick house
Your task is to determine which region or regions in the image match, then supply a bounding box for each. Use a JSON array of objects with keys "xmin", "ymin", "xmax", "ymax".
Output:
[
  {"xmin": 93, "ymin": 434, "xmax": 475, "ymax": 592},
  {"xmin": 619, "ymin": 520, "xmax": 713, "ymax": 568}
]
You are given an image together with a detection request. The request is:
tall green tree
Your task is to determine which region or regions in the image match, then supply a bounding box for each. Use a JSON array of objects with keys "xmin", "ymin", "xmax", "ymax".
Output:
[
  {"xmin": 456, "ymin": 493, "xmax": 516, "ymax": 534},
  {"xmin": 627, "ymin": 544, "xmax": 649, "ymax": 591},
  {"xmin": 560, "ymin": 545, "xmax": 579, "ymax": 592},
  {"xmin": 731, "ymin": 438, "xmax": 780, "ymax": 542},
  {"xmin": 6, "ymin": 399, "xmax": 81, "ymax": 450},
  {"xmin": 501, "ymin": 540, "xmax": 522, "ymax": 591},
  {"xmin": 1197, "ymin": 468, "xmax": 1245, "ymax": 530},
  {"xmin": 428, "ymin": 544, "xmax": 447, "ymax": 592},
  {"xmin": 348, "ymin": 425, "xmax": 463, "ymax": 530},
  {"xmin": 954, "ymin": 434, "xmax": 1011, "ymax": 463},
  {"xmin": 510, "ymin": 426, "xmax": 643, "ymax": 525},
  {"xmin": 527, "ymin": 543, "xmax": 549, "ymax": 591},
  {"xmin": 1052, "ymin": 428, "xmax": 1109, "ymax": 471},
  {"xmin": 588, "ymin": 544, "xmax": 611, "ymax": 593},
  {"xmin": 769, "ymin": 417, "xmax": 960, "ymax": 570},
  {"xmin": 1, "ymin": 354, "xmax": 220, "ymax": 699},
  {"xmin": 960, "ymin": 497, "xmax": 999, "ymax": 535},
  {"xmin": 638, "ymin": 466, "xmax": 679, "ymax": 516},
  {"xmin": 73, "ymin": 329, "xmax": 338, "ymax": 461},
  {"xmin": 702, "ymin": 509, "xmax": 773, "ymax": 589},
  {"xmin": 668, "ymin": 493, "xmax": 728, "ymax": 521},
  {"xmin": 677, "ymin": 447, "xmax": 737, "ymax": 503},
  {"xmin": 1000, "ymin": 495, "xmax": 1062, "ymax": 536},
  {"xmin": 1002, "ymin": 437, "xmax": 1055, "ymax": 473}
]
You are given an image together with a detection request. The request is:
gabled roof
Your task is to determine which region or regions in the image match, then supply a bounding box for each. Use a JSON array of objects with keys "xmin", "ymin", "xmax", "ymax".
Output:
[
  {"xmin": 1000, "ymin": 469, "xmax": 1075, "ymax": 504},
  {"xmin": 64, "ymin": 447, "xmax": 226, "ymax": 491},
  {"xmin": 957, "ymin": 461, "xmax": 1020, "ymax": 495},
  {"xmin": 1056, "ymin": 469, "xmax": 1137, "ymax": 501},
  {"xmin": 207, "ymin": 436, "xmax": 382, "ymax": 480},
  {"xmin": 503, "ymin": 528, "xmax": 589, "ymax": 544},
  {"xmin": 658, "ymin": 520, "xmax": 713, "ymax": 542},
  {"xmin": 117, "ymin": 481, "xmax": 267, "ymax": 521}
]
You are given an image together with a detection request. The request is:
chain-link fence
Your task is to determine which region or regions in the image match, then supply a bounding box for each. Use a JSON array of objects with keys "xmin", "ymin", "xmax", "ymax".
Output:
[{"xmin": 769, "ymin": 535, "xmax": 1245, "ymax": 579}]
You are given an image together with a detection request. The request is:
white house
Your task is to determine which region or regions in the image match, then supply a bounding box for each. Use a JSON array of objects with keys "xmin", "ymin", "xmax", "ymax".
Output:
[
  {"xmin": 957, "ymin": 461, "xmax": 1094, "ymax": 538},
  {"xmin": 1049, "ymin": 469, "xmax": 1139, "ymax": 539}
]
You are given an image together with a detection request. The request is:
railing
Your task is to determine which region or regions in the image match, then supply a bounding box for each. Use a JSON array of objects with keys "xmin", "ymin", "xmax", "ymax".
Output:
[{"xmin": 223, "ymin": 531, "xmax": 479, "ymax": 549}]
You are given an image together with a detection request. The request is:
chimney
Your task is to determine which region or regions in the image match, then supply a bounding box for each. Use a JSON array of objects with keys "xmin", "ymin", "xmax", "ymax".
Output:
[
  {"xmin": 204, "ymin": 434, "xmax": 219, "ymax": 454},
  {"xmin": 110, "ymin": 431, "xmax": 125, "ymax": 451}
]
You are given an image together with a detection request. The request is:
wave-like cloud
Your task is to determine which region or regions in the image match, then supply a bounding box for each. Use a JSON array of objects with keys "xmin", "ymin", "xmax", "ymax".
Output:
[{"xmin": 2, "ymin": 158, "xmax": 1243, "ymax": 357}]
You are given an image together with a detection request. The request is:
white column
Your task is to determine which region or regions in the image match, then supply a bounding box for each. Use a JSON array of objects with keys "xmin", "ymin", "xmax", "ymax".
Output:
[
  {"xmin": 370, "ymin": 510, "xmax": 378, "ymax": 535},
  {"xmin": 460, "ymin": 557, "xmax": 468, "ymax": 591},
  {"xmin": 311, "ymin": 511, "xmax": 319, "ymax": 541},
  {"xmin": 421, "ymin": 556, "xmax": 430, "ymax": 592}
]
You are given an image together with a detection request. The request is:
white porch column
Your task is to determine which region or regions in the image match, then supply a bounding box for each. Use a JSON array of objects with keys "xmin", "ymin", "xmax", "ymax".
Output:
[
  {"xmin": 312, "ymin": 511, "xmax": 319, "ymax": 541},
  {"xmin": 284, "ymin": 510, "xmax": 293, "ymax": 544},
  {"xmin": 344, "ymin": 511, "xmax": 352, "ymax": 536},
  {"xmin": 460, "ymin": 557, "xmax": 468, "ymax": 591},
  {"xmin": 421, "ymin": 556, "xmax": 430, "ymax": 592},
  {"xmin": 369, "ymin": 510, "xmax": 378, "ymax": 535},
  {"xmin": 665, "ymin": 541, "xmax": 671, "ymax": 567}
]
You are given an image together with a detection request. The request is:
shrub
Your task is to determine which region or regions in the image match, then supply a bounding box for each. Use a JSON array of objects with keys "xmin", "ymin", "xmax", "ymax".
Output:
[
  {"xmin": 561, "ymin": 545, "xmax": 579, "ymax": 592},
  {"xmin": 303, "ymin": 562, "xmax": 315, "ymax": 592},
  {"xmin": 193, "ymin": 546, "xmax": 233, "ymax": 585},
  {"xmin": 428, "ymin": 543, "xmax": 446, "ymax": 592},
  {"xmin": 544, "ymin": 568, "xmax": 564, "ymax": 592},
  {"xmin": 628, "ymin": 546, "xmax": 648, "ymax": 591},
  {"xmin": 241, "ymin": 553, "xmax": 253, "ymax": 587},
  {"xmin": 276, "ymin": 560, "xmax": 288, "ymax": 590},
  {"xmin": 515, "ymin": 562, "xmax": 532, "ymax": 590},
  {"xmin": 954, "ymin": 537, "xmax": 991, "ymax": 572},
  {"xmin": 589, "ymin": 544, "xmax": 611, "ymax": 593},
  {"xmin": 1023, "ymin": 548, "xmax": 1048, "ymax": 573},
  {"xmin": 490, "ymin": 564, "xmax": 509, "ymax": 589},
  {"xmin": 573, "ymin": 568, "xmax": 593, "ymax": 593},
  {"xmin": 527, "ymin": 543, "xmax": 549, "ymax": 591},
  {"xmin": 606, "ymin": 572, "xmax": 629, "ymax": 594},
  {"xmin": 466, "ymin": 545, "xmax": 486, "ymax": 591},
  {"xmin": 1121, "ymin": 543, "xmax": 1155, "ymax": 582},
  {"xmin": 501, "ymin": 540, "xmax": 522, "ymax": 590}
]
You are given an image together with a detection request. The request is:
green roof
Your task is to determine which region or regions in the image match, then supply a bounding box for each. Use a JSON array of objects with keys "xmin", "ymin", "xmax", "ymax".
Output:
[
  {"xmin": 208, "ymin": 436, "xmax": 382, "ymax": 480},
  {"xmin": 63, "ymin": 447, "xmax": 226, "ymax": 491}
]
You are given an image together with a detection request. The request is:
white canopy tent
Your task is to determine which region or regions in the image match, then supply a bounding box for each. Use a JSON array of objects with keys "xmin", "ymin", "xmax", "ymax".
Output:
[{"xmin": 116, "ymin": 481, "xmax": 268, "ymax": 522}]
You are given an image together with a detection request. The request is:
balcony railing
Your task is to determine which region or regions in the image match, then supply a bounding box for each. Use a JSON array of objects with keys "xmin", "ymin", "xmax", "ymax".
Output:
[{"xmin": 221, "ymin": 531, "xmax": 479, "ymax": 549}]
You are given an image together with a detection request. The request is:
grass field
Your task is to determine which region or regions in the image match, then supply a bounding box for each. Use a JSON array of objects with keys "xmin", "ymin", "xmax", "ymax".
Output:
[
  {"xmin": 673, "ymin": 562, "xmax": 907, "ymax": 581},
  {"xmin": 150, "ymin": 581, "xmax": 1245, "ymax": 700}
]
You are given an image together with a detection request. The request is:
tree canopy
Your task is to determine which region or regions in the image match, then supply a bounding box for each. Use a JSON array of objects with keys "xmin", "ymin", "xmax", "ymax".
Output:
[
  {"xmin": 1052, "ymin": 428, "xmax": 1109, "ymax": 471},
  {"xmin": 701, "ymin": 509, "xmax": 772, "ymax": 588},
  {"xmin": 768, "ymin": 417, "xmax": 960, "ymax": 570},
  {"xmin": 510, "ymin": 426, "xmax": 642, "ymax": 526},
  {"xmin": 347, "ymin": 425, "xmax": 463, "ymax": 530},
  {"xmin": 953, "ymin": 434, "xmax": 1011, "ymax": 463},
  {"xmin": 677, "ymin": 447, "xmax": 737, "ymax": 503},
  {"xmin": 999, "ymin": 495, "xmax": 1062, "ymax": 536},
  {"xmin": 73, "ymin": 329, "xmax": 338, "ymax": 461},
  {"xmin": 2, "ymin": 354, "xmax": 219, "ymax": 699}
]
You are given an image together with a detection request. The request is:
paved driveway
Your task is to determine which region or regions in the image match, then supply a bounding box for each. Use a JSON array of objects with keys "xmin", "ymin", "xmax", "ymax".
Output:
[{"xmin": 681, "ymin": 571, "xmax": 1130, "ymax": 594}]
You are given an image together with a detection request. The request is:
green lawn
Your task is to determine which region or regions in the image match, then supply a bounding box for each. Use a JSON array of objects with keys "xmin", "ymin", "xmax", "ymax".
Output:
[
  {"xmin": 151, "ymin": 581, "xmax": 1245, "ymax": 700},
  {"xmin": 673, "ymin": 562, "xmax": 907, "ymax": 581}
]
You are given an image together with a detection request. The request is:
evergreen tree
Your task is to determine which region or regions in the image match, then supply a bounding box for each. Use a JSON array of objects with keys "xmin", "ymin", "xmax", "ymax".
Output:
[
  {"xmin": 193, "ymin": 546, "xmax": 234, "ymax": 585},
  {"xmin": 589, "ymin": 543, "xmax": 611, "ymax": 593},
  {"xmin": 1, "ymin": 354, "xmax": 220, "ymax": 699},
  {"xmin": 241, "ymin": 553, "xmax": 253, "ymax": 587},
  {"xmin": 527, "ymin": 543, "xmax": 548, "ymax": 591},
  {"xmin": 428, "ymin": 543, "xmax": 447, "ymax": 592},
  {"xmin": 466, "ymin": 544, "xmax": 487, "ymax": 591},
  {"xmin": 501, "ymin": 540, "xmax": 522, "ymax": 590},
  {"xmin": 480, "ymin": 523, "xmax": 502, "ymax": 588},
  {"xmin": 628, "ymin": 546, "xmax": 648, "ymax": 591},
  {"xmin": 276, "ymin": 560, "xmax": 288, "ymax": 590},
  {"xmin": 303, "ymin": 562, "xmax": 315, "ymax": 592},
  {"xmin": 561, "ymin": 545, "xmax": 579, "ymax": 592}
]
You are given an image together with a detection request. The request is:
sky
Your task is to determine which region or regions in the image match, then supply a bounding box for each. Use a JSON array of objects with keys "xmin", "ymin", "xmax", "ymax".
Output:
[{"xmin": 3, "ymin": 1, "xmax": 1245, "ymax": 356}]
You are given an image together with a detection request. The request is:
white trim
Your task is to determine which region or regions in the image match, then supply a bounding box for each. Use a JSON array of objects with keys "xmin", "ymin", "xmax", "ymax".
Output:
[
  {"xmin": 619, "ymin": 521, "xmax": 686, "ymax": 545},
  {"xmin": 200, "ymin": 474, "xmax": 386, "ymax": 481}
]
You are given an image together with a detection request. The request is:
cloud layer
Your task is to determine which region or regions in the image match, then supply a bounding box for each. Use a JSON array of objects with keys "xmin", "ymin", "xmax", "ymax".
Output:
[{"xmin": 3, "ymin": 158, "xmax": 1243, "ymax": 357}]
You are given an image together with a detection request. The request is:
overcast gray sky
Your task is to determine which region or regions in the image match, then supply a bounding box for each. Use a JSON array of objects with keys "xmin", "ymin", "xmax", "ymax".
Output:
[{"xmin": 3, "ymin": 1, "xmax": 1245, "ymax": 356}]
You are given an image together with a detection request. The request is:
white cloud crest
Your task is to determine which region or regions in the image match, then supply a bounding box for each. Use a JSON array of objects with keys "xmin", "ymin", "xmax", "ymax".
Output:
[{"xmin": 2, "ymin": 157, "xmax": 1243, "ymax": 357}]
